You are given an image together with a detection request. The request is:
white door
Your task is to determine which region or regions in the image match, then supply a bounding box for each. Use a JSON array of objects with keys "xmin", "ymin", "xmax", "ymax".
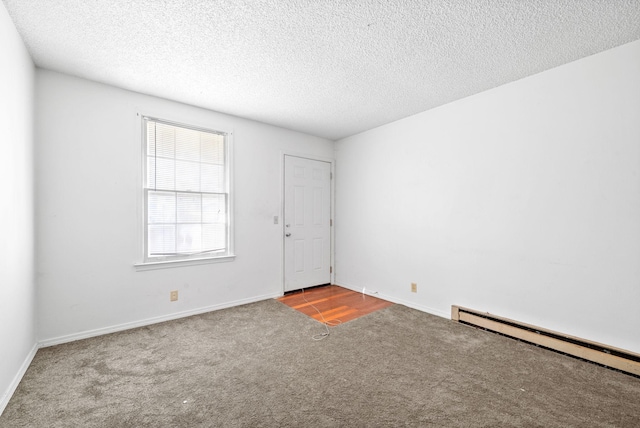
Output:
[{"xmin": 284, "ymin": 155, "xmax": 332, "ymax": 292}]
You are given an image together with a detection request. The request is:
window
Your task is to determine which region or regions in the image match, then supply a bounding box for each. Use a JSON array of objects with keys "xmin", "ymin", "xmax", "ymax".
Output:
[{"xmin": 142, "ymin": 117, "xmax": 232, "ymax": 264}]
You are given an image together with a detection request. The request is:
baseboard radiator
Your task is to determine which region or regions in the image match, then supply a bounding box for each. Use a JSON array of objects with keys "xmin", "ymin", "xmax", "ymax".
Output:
[{"xmin": 451, "ymin": 305, "xmax": 640, "ymax": 377}]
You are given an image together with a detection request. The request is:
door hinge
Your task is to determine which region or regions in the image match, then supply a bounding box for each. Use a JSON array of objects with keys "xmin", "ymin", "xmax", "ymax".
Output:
[
  {"xmin": 330, "ymin": 172, "xmax": 333, "ymax": 179},
  {"xmin": 330, "ymin": 219, "xmax": 333, "ymax": 226},
  {"xmin": 330, "ymin": 266, "xmax": 333, "ymax": 274}
]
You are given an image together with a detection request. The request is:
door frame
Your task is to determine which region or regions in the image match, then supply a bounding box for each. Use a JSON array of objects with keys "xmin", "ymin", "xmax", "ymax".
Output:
[{"xmin": 280, "ymin": 151, "xmax": 335, "ymax": 294}]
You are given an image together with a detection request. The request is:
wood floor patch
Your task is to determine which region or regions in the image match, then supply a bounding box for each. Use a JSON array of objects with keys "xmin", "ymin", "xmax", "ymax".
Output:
[{"xmin": 277, "ymin": 285, "xmax": 393, "ymax": 324}]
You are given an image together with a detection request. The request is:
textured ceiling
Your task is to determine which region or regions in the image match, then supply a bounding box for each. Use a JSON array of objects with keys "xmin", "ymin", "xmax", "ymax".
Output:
[{"xmin": 3, "ymin": 0, "xmax": 640, "ymax": 140}]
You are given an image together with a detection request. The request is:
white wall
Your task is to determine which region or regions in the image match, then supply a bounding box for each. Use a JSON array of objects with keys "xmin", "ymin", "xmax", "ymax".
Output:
[
  {"xmin": 335, "ymin": 40, "xmax": 640, "ymax": 354},
  {"xmin": 0, "ymin": 2, "xmax": 36, "ymax": 413},
  {"xmin": 36, "ymin": 70, "xmax": 334, "ymax": 343}
]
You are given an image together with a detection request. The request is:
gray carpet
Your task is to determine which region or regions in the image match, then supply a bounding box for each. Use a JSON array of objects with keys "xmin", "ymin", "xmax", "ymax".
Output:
[{"xmin": 2, "ymin": 299, "xmax": 639, "ymax": 427}]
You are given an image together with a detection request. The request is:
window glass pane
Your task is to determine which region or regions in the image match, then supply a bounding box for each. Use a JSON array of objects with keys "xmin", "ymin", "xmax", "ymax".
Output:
[
  {"xmin": 148, "ymin": 225, "xmax": 176, "ymax": 255},
  {"xmin": 155, "ymin": 158, "xmax": 175, "ymax": 190},
  {"xmin": 203, "ymin": 223, "xmax": 226, "ymax": 250},
  {"xmin": 177, "ymin": 193, "xmax": 201, "ymax": 223},
  {"xmin": 146, "ymin": 157, "xmax": 156, "ymax": 188},
  {"xmin": 201, "ymin": 133, "xmax": 224, "ymax": 164},
  {"xmin": 176, "ymin": 160, "xmax": 200, "ymax": 191},
  {"xmin": 175, "ymin": 127, "xmax": 201, "ymax": 162},
  {"xmin": 155, "ymin": 123, "xmax": 175, "ymax": 158},
  {"xmin": 201, "ymin": 164, "xmax": 224, "ymax": 193},
  {"xmin": 177, "ymin": 224, "xmax": 202, "ymax": 253},
  {"xmin": 148, "ymin": 191, "xmax": 176, "ymax": 223},
  {"xmin": 203, "ymin": 194, "xmax": 226, "ymax": 223},
  {"xmin": 146, "ymin": 121, "xmax": 156, "ymax": 156}
]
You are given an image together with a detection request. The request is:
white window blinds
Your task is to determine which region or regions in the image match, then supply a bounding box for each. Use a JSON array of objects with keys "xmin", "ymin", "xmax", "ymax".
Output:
[{"xmin": 144, "ymin": 118, "xmax": 229, "ymax": 260}]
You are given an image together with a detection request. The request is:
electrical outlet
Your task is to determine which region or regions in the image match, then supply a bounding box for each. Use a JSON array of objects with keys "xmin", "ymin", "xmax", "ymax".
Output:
[
  {"xmin": 411, "ymin": 282, "xmax": 417, "ymax": 293},
  {"xmin": 170, "ymin": 290, "xmax": 178, "ymax": 301}
]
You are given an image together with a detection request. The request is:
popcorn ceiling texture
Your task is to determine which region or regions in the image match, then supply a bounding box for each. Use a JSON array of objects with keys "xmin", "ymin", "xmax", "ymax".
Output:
[{"xmin": 3, "ymin": 0, "xmax": 640, "ymax": 140}]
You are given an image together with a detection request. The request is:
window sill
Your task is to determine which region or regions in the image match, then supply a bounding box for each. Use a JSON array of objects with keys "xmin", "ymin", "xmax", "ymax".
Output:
[{"xmin": 134, "ymin": 254, "xmax": 236, "ymax": 271}]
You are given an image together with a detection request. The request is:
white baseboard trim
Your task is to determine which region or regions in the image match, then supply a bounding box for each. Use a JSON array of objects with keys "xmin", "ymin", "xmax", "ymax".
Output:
[
  {"xmin": 0, "ymin": 342, "xmax": 38, "ymax": 416},
  {"xmin": 335, "ymin": 281, "xmax": 450, "ymax": 319},
  {"xmin": 39, "ymin": 292, "xmax": 282, "ymax": 348}
]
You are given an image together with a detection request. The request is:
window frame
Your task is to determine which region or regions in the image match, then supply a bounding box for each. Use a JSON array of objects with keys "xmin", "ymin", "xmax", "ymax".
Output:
[{"xmin": 136, "ymin": 115, "xmax": 235, "ymax": 269}]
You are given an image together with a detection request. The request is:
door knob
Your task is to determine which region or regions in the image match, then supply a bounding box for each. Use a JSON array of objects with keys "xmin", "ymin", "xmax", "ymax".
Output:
[{"xmin": 285, "ymin": 233, "xmax": 292, "ymax": 237}]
